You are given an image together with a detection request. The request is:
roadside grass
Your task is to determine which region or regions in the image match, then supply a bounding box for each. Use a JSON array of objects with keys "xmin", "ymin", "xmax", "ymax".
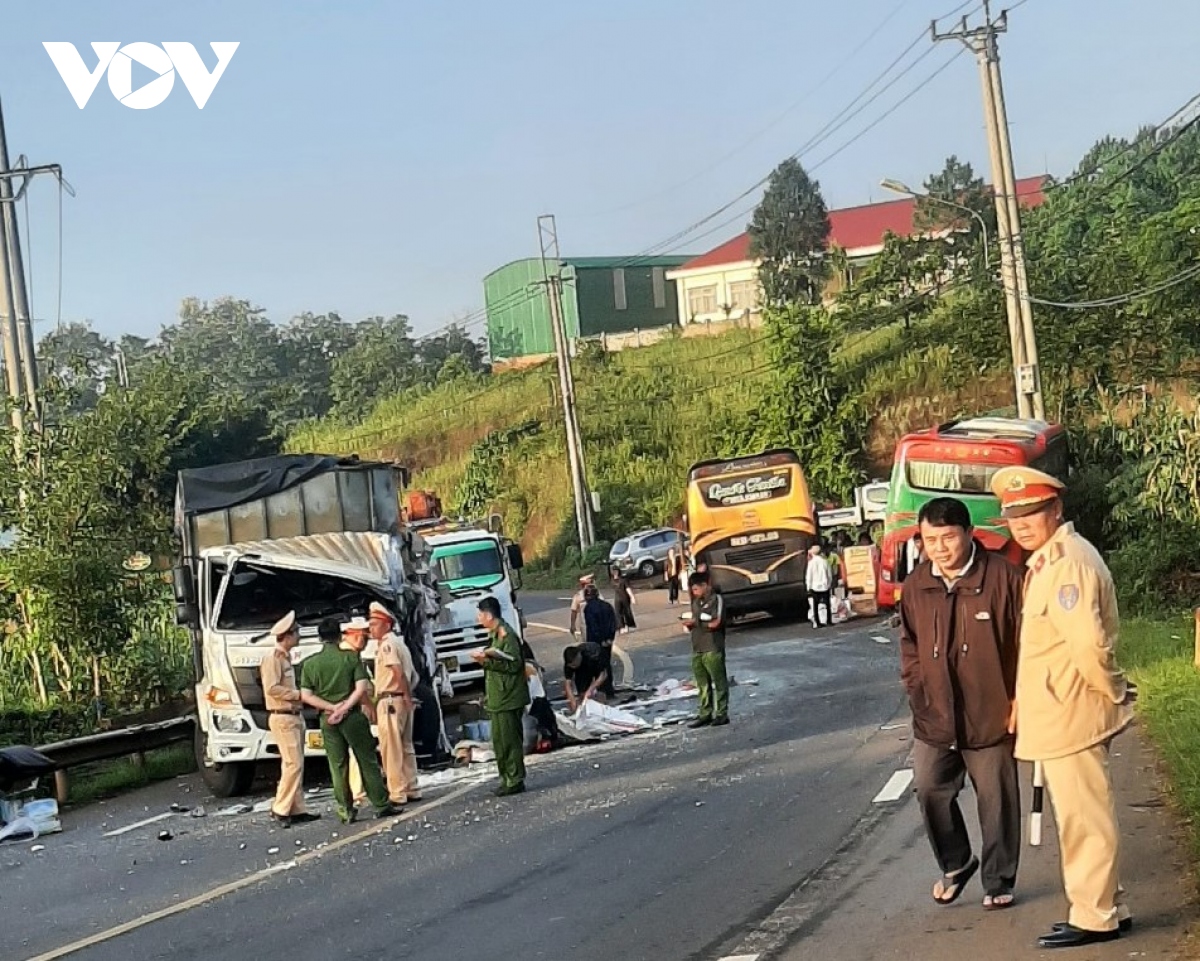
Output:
[
  {"xmin": 65, "ymin": 743, "xmax": 196, "ymax": 807},
  {"xmin": 1121, "ymin": 614, "xmax": 1200, "ymax": 860}
]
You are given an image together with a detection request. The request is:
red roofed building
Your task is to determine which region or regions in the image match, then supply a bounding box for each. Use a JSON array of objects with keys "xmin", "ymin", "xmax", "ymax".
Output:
[{"xmin": 665, "ymin": 176, "xmax": 1047, "ymax": 326}]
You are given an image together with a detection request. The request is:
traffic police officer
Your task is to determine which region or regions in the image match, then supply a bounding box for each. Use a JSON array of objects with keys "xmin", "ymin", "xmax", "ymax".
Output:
[
  {"xmin": 990, "ymin": 466, "xmax": 1136, "ymax": 949},
  {"xmin": 472, "ymin": 596, "xmax": 530, "ymax": 797},
  {"xmin": 300, "ymin": 616, "xmax": 401, "ymax": 823},
  {"xmin": 259, "ymin": 611, "xmax": 320, "ymax": 827},
  {"xmin": 368, "ymin": 601, "xmax": 422, "ymax": 805}
]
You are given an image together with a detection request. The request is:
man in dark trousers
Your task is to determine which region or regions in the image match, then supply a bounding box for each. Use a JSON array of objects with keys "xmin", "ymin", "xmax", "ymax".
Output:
[
  {"xmin": 899, "ymin": 497, "xmax": 1025, "ymax": 910},
  {"xmin": 582, "ymin": 583, "xmax": 618, "ymax": 697},
  {"xmin": 682, "ymin": 570, "xmax": 729, "ymax": 728}
]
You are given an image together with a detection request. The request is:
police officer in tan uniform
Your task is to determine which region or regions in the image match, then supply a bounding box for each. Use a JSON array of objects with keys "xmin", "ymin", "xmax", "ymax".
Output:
[
  {"xmin": 260, "ymin": 612, "xmax": 320, "ymax": 827},
  {"xmin": 990, "ymin": 466, "xmax": 1136, "ymax": 949},
  {"xmin": 368, "ymin": 601, "xmax": 422, "ymax": 805}
]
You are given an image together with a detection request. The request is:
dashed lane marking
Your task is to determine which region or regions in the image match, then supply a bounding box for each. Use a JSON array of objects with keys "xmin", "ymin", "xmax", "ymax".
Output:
[
  {"xmin": 872, "ymin": 769, "xmax": 914, "ymax": 804},
  {"xmin": 527, "ymin": 621, "xmax": 570, "ymax": 634}
]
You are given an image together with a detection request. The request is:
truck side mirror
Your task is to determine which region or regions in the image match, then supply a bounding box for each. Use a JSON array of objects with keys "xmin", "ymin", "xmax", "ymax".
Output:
[
  {"xmin": 507, "ymin": 544, "xmax": 524, "ymax": 570},
  {"xmin": 176, "ymin": 602, "xmax": 199, "ymax": 628},
  {"xmin": 172, "ymin": 564, "xmax": 195, "ymax": 607}
]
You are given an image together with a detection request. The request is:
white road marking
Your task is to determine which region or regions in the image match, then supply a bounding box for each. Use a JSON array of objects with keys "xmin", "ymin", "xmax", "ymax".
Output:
[
  {"xmin": 528, "ymin": 621, "xmax": 570, "ymax": 634},
  {"xmin": 719, "ymin": 955, "xmax": 760, "ymax": 961},
  {"xmin": 872, "ymin": 769, "xmax": 914, "ymax": 804},
  {"xmin": 102, "ymin": 811, "xmax": 176, "ymax": 837},
  {"xmin": 30, "ymin": 781, "xmax": 480, "ymax": 961}
]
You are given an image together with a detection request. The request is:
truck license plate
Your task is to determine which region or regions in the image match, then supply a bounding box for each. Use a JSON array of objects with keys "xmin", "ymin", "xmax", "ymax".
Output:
[
  {"xmin": 305, "ymin": 730, "xmax": 323, "ymax": 751},
  {"xmin": 749, "ymin": 572, "xmax": 770, "ymax": 585}
]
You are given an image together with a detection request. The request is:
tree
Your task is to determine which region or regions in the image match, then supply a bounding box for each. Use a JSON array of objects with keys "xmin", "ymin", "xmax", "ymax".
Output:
[
  {"xmin": 416, "ymin": 323, "xmax": 487, "ymax": 385},
  {"xmin": 749, "ymin": 158, "xmax": 831, "ymax": 307},
  {"xmin": 277, "ymin": 311, "xmax": 356, "ymax": 423},
  {"xmin": 329, "ymin": 314, "xmax": 418, "ymax": 418},
  {"xmin": 913, "ymin": 155, "xmax": 993, "ymax": 246},
  {"xmin": 37, "ymin": 322, "xmax": 115, "ymax": 413}
]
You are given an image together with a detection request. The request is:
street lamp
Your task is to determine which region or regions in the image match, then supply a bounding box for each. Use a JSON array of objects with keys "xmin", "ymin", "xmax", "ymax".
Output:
[{"xmin": 880, "ymin": 179, "xmax": 990, "ymax": 272}]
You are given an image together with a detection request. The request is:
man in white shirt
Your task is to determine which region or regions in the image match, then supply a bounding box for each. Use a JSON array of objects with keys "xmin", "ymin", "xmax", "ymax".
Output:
[{"xmin": 806, "ymin": 544, "xmax": 833, "ymax": 628}]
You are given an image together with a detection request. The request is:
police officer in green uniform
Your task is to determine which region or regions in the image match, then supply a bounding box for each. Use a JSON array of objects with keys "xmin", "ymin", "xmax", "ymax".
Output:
[
  {"xmin": 300, "ymin": 616, "xmax": 402, "ymax": 823},
  {"xmin": 682, "ymin": 570, "xmax": 729, "ymax": 728},
  {"xmin": 472, "ymin": 597, "xmax": 530, "ymax": 797}
]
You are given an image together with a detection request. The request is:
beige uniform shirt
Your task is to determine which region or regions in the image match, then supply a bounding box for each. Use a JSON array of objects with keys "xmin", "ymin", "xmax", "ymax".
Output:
[
  {"xmin": 260, "ymin": 648, "xmax": 302, "ymax": 712},
  {"xmin": 374, "ymin": 632, "xmax": 417, "ymax": 696},
  {"xmin": 1014, "ymin": 522, "xmax": 1131, "ymax": 761}
]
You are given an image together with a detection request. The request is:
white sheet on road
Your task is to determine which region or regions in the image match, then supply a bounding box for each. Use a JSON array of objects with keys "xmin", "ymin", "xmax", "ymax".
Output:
[{"xmin": 557, "ymin": 699, "xmax": 650, "ymax": 742}]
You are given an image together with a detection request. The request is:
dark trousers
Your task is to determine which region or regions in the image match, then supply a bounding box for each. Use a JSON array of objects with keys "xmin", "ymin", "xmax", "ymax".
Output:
[
  {"xmin": 321, "ymin": 710, "xmax": 389, "ymax": 819},
  {"xmin": 808, "ymin": 590, "xmax": 831, "ymax": 626},
  {"xmin": 597, "ymin": 641, "xmax": 616, "ymax": 696},
  {"xmin": 913, "ymin": 738, "xmax": 1021, "ymax": 895},
  {"xmin": 667, "ymin": 575, "xmax": 680, "ymax": 604},
  {"xmin": 615, "ymin": 600, "xmax": 636, "ymax": 630}
]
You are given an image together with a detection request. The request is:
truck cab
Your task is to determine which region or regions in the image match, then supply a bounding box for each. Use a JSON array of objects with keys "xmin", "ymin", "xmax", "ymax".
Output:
[{"xmin": 423, "ymin": 525, "xmax": 526, "ymax": 688}]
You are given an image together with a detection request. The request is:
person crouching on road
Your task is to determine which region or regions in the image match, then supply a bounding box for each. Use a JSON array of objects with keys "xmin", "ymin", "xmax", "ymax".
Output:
[
  {"xmin": 899, "ymin": 497, "xmax": 1024, "ymax": 911},
  {"xmin": 473, "ymin": 597, "xmax": 530, "ymax": 797},
  {"xmin": 368, "ymin": 602, "xmax": 422, "ymax": 807},
  {"xmin": 300, "ymin": 617, "xmax": 401, "ymax": 824},
  {"xmin": 562, "ymin": 642, "xmax": 608, "ymax": 712},
  {"xmin": 990, "ymin": 466, "xmax": 1136, "ymax": 949},
  {"xmin": 259, "ymin": 611, "xmax": 320, "ymax": 828},
  {"xmin": 805, "ymin": 543, "xmax": 833, "ymax": 628},
  {"xmin": 682, "ymin": 570, "xmax": 729, "ymax": 728}
]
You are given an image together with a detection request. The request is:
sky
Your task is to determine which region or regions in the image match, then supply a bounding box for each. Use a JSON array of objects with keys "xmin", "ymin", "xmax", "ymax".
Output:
[{"xmin": 2, "ymin": 0, "xmax": 1198, "ymax": 344}]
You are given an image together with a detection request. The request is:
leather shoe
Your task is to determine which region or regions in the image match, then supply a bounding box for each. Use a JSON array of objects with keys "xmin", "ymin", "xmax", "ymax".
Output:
[
  {"xmin": 688, "ymin": 717, "xmax": 712, "ymax": 729},
  {"xmin": 269, "ymin": 812, "xmax": 291, "ymax": 828},
  {"xmin": 1053, "ymin": 918, "xmax": 1132, "ymax": 934},
  {"xmin": 290, "ymin": 812, "xmax": 321, "ymax": 824},
  {"xmin": 1037, "ymin": 924, "xmax": 1120, "ymax": 948}
]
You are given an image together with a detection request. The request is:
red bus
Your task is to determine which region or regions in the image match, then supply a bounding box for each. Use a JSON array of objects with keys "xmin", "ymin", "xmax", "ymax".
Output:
[{"xmin": 878, "ymin": 416, "xmax": 1069, "ymax": 609}]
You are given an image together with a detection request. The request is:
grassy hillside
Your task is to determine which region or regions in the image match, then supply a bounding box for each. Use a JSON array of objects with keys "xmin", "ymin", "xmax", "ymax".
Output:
[{"xmin": 289, "ymin": 321, "xmax": 1022, "ymax": 565}]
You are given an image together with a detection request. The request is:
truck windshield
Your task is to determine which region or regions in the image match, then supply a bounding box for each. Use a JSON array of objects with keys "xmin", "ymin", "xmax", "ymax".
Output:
[
  {"xmin": 433, "ymin": 541, "xmax": 504, "ymax": 591},
  {"xmin": 210, "ymin": 560, "xmax": 380, "ymax": 631},
  {"xmin": 905, "ymin": 460, "xmax": 1002, "ymax": 495}
]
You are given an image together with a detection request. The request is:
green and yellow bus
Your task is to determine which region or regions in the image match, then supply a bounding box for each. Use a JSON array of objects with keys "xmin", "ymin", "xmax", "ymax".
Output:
[
  {"xmin": 685, "ymin": 449, "xmax": 818, "ymax": 615},
  {"xmin": 878, "ymin": 416, "xmax": 1068, "ymax": 609}
]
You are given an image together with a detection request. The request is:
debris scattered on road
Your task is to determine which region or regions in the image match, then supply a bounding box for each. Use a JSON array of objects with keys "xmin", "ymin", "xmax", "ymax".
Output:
[
  {"xmin": 189, "ymin": 805, "xmax": 207, "ymax": 819},
  {"xmin": 239, "ymin": 843, "xmax": 247, "ymax": 850},
  {"xmin": 157, "ymin": 830, "xmax": 173, "ymax": 842},
  {"xmin": 880, "ymin": 723, "xmax": 907, "ymax": 731},
  {"xmin": 652, "ymin": 710, "xmax": 693, "ymax": 728},
  {"xmin": 30, "ymin": 844, "xmax": 45, "ymax": 853},
  {"xmin": 695, "ymin": 801, "xmax": 705, "ymax": 808},
  {"xmin": 263, "ymin": 859, "xmax": 298, "ymax": 874},
  {"xmin": 872, "ymin": 635, "xmax": 892, "ymax": 644},
  {"xmin": 169, "ymin": 803, "xmax": 187, "ymax": 813},
  {"xmin": 267, "ymin": 846, "xmax": 280, "ymax": 855},
  {"xmin": 214, "ymin": 803, "xmax": 253, "ymax": 817}
]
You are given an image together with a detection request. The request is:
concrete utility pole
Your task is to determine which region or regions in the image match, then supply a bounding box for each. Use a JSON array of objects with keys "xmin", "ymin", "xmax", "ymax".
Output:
[
  {"xmin": 0, "ymin": 101, "xmax": 38, "ymax": 416},
  {"xmin": 536, "ymin": 214, "xmax": 595, "ymax": 553},
  {"xmin": 934, "ymin": 1, "xmax": 1044, "ymax": 420}
]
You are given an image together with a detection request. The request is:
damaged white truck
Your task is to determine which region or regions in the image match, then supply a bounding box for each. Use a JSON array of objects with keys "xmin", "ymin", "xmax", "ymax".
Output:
[{"xmin": 172, "ymin": 454, "xmax": 433, "ymax": 797}]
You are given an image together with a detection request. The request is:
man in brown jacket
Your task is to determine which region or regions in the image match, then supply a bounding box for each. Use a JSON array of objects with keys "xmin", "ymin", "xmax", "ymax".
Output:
[
  {"xmin": 991, "ymin": 466, "xmax": 1135, "ymax": 949},
  {"xmin": 899, "ymin": 497, "xmax": 1025, "ymax": 910}
]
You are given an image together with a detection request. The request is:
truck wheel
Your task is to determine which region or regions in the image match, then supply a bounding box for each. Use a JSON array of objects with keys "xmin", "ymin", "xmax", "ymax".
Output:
[
  {"xmin": 194, "ymin": 724, "xmax": 256, "ymax": 797},
  {"xmin": 638, "ymin": 559, "xmax": 656, "ymax": 580}
]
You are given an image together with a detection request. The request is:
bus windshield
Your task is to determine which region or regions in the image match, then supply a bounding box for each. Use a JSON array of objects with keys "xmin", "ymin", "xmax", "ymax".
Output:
[
  {"xmin": 432, "ymin": 541, "xmax": 504, "ymax": 592},
  {"xmin": 905, "ymin": 459, "xmax": 1005, "ymax": 495}
]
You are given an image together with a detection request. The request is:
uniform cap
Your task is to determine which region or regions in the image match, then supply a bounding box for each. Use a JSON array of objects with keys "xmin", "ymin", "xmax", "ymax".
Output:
[
  {"xmin": 342, "ymin": 616, "xmax": 371, "ymax": 634},
  {"xmin": 990, "ymin": 466, "xmax": 1065, "ymax": 518},
  {"xmin": 368, "ymin": 601, "xmax": 394, "ymax": 624},
  {"xmin": 269, "ymin": 611, "xmax": 297, "ymax": 637}
]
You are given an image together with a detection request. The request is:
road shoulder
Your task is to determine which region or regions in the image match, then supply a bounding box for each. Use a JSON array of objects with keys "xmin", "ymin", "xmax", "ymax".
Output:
[{"xmin": 771, "ymin": 722, "xmax": 1197, "ymax": 960}]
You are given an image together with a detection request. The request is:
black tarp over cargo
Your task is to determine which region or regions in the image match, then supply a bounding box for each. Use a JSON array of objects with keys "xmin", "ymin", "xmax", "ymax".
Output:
[{"xmin": 175, "ymin": 455, "xmax": 403, "ymax": 554}]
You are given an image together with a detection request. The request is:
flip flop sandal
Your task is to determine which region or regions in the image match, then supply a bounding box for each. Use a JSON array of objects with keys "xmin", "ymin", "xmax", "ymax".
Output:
[
  {"xmin": 932, "ymin": 855, "xmax": 980, "ymax": 905},
  {"xmin": 983, "ymin": 892, "xmax": 1016, "ymax": 911}
]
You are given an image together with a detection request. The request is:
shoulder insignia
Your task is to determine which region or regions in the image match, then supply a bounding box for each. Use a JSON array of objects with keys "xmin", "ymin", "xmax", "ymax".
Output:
[
  {"xmin": 1049, "ymin": 542, "xmax": 1065, "ymax": 562},
  {"xmin": 1058, "ymin": 584, "xmax": 1079, "ymax": 611},
  {"xmin": 1033, "ymin": 555, "xmax": 1046, "ymax": 574}
]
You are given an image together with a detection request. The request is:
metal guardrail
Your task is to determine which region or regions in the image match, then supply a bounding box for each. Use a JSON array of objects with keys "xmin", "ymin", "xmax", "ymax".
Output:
[{"xmin": 36, "ymin": 716, "xmax": 195, "ymax": 804}]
